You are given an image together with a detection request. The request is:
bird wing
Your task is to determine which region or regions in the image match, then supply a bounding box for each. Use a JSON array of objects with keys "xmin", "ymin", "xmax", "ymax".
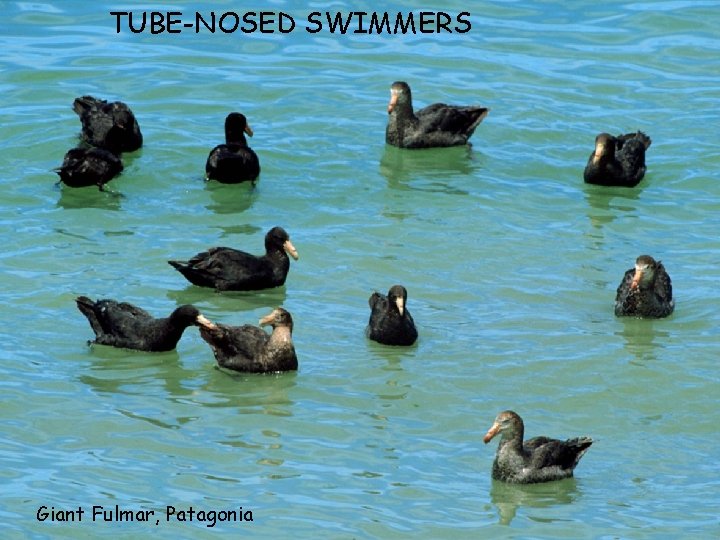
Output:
[
  {"xmin": 83, "ymin": 110, "xmax": 115, "ymax": 144},
  {"xmin": 654, "ymin": 262, "xmax": 673, "ymax": 302},
  {"xmin": 416, "ymin": 103, "xmax": 488, "ymax": 135},
  {"xmin": 200, "ymin": 323, "xmax": 269, "ymax": 371},
  {"xmin": 368, "ymin": 291, "xmax": 386, "ymax": 310},
  {"xmin": 187, "ymin": 247, "xmax": 264, "ymax": 274},
  {"xmin": 614, "ymin": 267, "xmax": 636, "ymax": 313},
  {"xmin": 524, "ymin": 437, "xmax": 584, "ymax": 470},
  {"xmin": 93, "ymin": 300, "xmax": 153, "ymax": 339}
]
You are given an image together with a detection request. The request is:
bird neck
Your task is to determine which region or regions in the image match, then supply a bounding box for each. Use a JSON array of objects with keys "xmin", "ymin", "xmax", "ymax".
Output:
[{"xmin": 268, "ymin": 326, "xmax": 293, "ymax": 348}]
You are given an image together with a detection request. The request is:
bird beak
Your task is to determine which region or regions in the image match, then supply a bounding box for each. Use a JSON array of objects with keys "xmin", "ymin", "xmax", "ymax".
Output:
[
  {"xmin": 259, "ymin": 311, "xmax": 276, "ymax": 326},
  {"xmin": 394, "ymin": 296, "xmax": 405, "ymax": 316},
  {"xmin": 483, "ymin": 422, "xmax": 501, "ymax": 444},
  {"xmin": 388, "ymin": 90, "xmax": 398, "ymax": 114},
  {"xmin": 196, "ymin": 314, "xmax": 217, "ymax": 330},
  {"xmin": 630, "ymin": 268, "xmax": 643, "ymax": 290},
  {"xmin": 244, "ymin": 124, "xmax": 254, "ymax": 137},
  {"xmin": 284, "ymin": 240, "xmax": 299, "ymax": 260},
  {"xmin": 592, "ymin": 142, "xmax": 605, "ymax": 163}
]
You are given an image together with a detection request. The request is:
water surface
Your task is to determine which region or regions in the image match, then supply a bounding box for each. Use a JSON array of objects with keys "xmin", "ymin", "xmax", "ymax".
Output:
[{"xmin": 1, "ymin": 1, "xmax": 719, "ymax": 538}]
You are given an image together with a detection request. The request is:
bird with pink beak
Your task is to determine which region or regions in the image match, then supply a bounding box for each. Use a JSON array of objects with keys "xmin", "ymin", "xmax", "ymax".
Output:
[
  {"xmin": 614, "ymin": 255, "xmax": 674, "ymax": 318},
  {"xmin": 483, "ymin": 410, "xmax": 593, "ymax": 484}
]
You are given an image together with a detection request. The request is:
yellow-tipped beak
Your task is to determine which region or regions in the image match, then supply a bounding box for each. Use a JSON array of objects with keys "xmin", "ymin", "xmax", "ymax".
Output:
[
  {"xmin": 394, "ymin": 296, "xmax": 405, "ymax": 316},
  {"xmin": 196, "ymin": 314, "xmax": 217, "ymax": 330},
  {"xmin": 388, "ymin": 91, "xmax": 398, "ymax": 114},
  {"xmin": 284, "ymin": 240, "xmax": 299, "ymax": 260}
]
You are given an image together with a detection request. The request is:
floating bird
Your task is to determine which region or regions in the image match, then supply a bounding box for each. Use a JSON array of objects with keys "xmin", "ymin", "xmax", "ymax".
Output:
[
  {"xmin": 205, "ymin": 112, "xmax": 260, "ymax": 183},
  {"xmin": 55, "ymin": 147, "xmax": 123, "ymax": 190},
  {"xmin": 168, "ymin": 226, "xmax": 298, "ymax": 291},
  {"xmin": 385, "ymin": 81, "xmax": 489, "ymax": 148},
  {"xmin": 583, "ymin": 131, "xmax": 651, "ymax": 187},
  {"xmin": 75, "ymin": 296, "xmax": 212, "ymax": 352},
  {"xmin": 73, "ymin": 95, "xmax": 143, "ymax": 153},
  {"xmin": 614, "ymin": 255, "xmax": 674, "ymax": 318},
  {"xmin": 366, "ymin": 285, "xmax": 418, "ymax": 346},
  {"xmin": 198, "ymin": 307, "xmax": 297, "ymax": 372},
  {"xmin": 483, "ymin": 410, "xmax": 593, "ymax": 484}
]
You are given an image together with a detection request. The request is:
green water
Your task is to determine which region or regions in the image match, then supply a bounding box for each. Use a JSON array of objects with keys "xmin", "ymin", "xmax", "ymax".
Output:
[{"xmin": 1, "ymin": 1, "xmax": 719, "ymax": 538}]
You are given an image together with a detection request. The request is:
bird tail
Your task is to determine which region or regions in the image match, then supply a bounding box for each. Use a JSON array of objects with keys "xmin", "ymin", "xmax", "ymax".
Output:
[
  {"xmin": 635, "ymin": 131, "xmax": 652, "ymax": 149},
  {"xmin": 168, "ymin": 260, "xmax": 212, "ymax": 287},
  {"xmin": 73, "ymin": 95, "xmax": 103, "ymax": 116},
  {"xmin": 568, "ymin": 436, "xmax": 594, "ymax": 465}
]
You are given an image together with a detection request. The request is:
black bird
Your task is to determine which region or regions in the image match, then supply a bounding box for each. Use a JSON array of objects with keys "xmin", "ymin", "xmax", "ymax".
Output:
[
  {"xmin": 55, "ymin": 147, "xmax": 123, "ymax": 190},
  {"xmin": 168, "ymin": 226, "xmax": 298, "ymax": 291},
  {"xmin": 75, "ymin": 296, "xmax": 212, "ymax": 352},
  {"xmin": 205, "ymin": 112, "xmax": 260, "ymax": 183},
  {"xmin": 583, "ymin": 131, "xmax": 651, "ymax": 187},
  {"xmin": 366, "ymin": 285, "xmax": 418, "ymax": 346},
  {"xmin": 385, "ymin": 81, "xmax": 489, "ymax": 148},
  {"xmin": 615, "ymin": 255, "xmax": 674, "ymax": 318},
  {"xmin": 73, "ymin": 95, "xmax": 143, "ymax": 153},
  {"xmin": 198, "ymin": 307, "xmax": 297, "ymax": 373},
  {"xmin": 483, "ymin": 410, "xmax": 593, "ymax": 484}
]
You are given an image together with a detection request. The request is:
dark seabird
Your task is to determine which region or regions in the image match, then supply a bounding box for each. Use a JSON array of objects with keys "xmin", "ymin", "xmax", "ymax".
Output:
[
  {"xmin": 614, "ymin": 255, "xmax": 674, "ymax": 318},
  {"xmin": 55, "ymin": 147, "xmax": 123, "ymax": 190},
  {"xmin": 205, "ymin": 112, "xmax": 260, "ymax": 183},
  {"xmin": 583, "ymin": 131, "xmax": 651, "ymax": 187},
  {"xmin": 198, "ymin": 307, "xmax": 297, "ymax": 373},
  {"xmin": 483, "ymin": 410, "xmax": 593, "ymax": 484},
  {"xmin": 385, "ymin": 81, "xmax": 489, "ymax": 149},
  {"xmin": 76, "ymin": 296, "xmax": 212, "ymax": 352},
  {"xmin": 168, "ymin": 226, "xmax": 298, "ymax": 291},
  {"xmin": 366, "ymin": 284, "xmax": 418, "ymax": 346},
  {"xmin": 73, "ymin": 95, "xmax": 143, "ymax": 153}
]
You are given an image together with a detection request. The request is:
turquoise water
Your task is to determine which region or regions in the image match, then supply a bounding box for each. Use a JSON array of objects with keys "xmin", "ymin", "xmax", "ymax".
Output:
[{"xmin": 2, "ymin": 1, "xmax": 719, "ymax": 538}]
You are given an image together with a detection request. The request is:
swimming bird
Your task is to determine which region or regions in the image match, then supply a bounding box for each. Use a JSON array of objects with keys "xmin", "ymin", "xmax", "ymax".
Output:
[
  {"xmin": 614, "ymin": 255, "xmax": 674, "ymax": 318},
  {"xmin": 168, "ymin": 226, "xmax": 298, "ymax": 291},
  {"xmin": 205, "ymin": 112, "xmax": 260, "ymax": 183},
  {"xmin": 583, "ymin": 131, "xmax": 651, "ymax": 187},
  {"xmin": 483, "ymin": 410, "xmax": 593, "ymax": 484},
  {"xmin": 73, "ymin": 95, "xmax": 143, "ymax": 153},
  {"xmin": 55, "ymin": 147, "xmax": 123, "ymax": 190},
  {"xmin": 75, "ymin": 296, "xmax": 212, "ymax": 352},
  {"xmin": 385, "ymin": 81, "xmax": 489, "ymax": 149},
  {"xmin": 198, "ymin": 307, "xmax": 297, "ymax": 372},
  {"xmin": 366, "ymin": 285, "xmax": 418, "ymax": 346}
]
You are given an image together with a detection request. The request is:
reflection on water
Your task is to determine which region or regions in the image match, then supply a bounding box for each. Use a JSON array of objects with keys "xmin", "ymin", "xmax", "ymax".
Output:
[
  {"xmin": 200, "ymin": 369, "xmax": 297, "ymax": 413},
  {"xmin": 78, "ymin": 343, "xmax": 298, "ymax": 414},
  {"xmin": 166, "ymin": 284, "xmax": 288, "ymax": 314},
  {"xmin": 77, "ymin": 346, "xmax": 192, "ymax": 398},
  {"xmin": 583, "ymin": 184, "xmax": 642, "ymax": 231},
  {"xmin": 4, "ymin": 0, "xmax": 719, "ymax": 535},
  {"xmin": 616, "ymin": 318, "xmax": 669, "ymax": 366},
  {"xmin": 490, "ymin": 477, "xmax": 581, "ymax": 525},
  {"xmin": 379, "ymin": 144, "xmax": 478, "ymax": 194},
  {"xmin": 55, "ymin": 183, "xmax": 124, "ymax": 211},
  {"xmin": 204, "ymin": 180, "xmax": 259, "ymax": 214},
  {"xmin": 214, "ymin": 223, "xmax": 264, "ymax": 240}
]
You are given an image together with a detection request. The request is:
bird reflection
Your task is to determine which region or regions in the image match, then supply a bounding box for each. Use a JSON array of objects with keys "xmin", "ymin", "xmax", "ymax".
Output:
[
  {"xmin": 56, "ymin": 184, "xmax": 124, "ymax": 211},
  {"xmin": 583, "ymin": 184, "xmax": 642, "ymax": 231},
  {"xmin": 379, "ymin": 145, "xmax": 478, "ymax": 194},
  {"xmin": 204, "ymin": 180, "xmax": 258, "ymax": 215},
  {"xmin": 490, "ymin": 477, "xmax": 581, "ymax": 525},
  {"xmin": 616, "ymin": 318, "xmax": 669, "ymax": 366}
]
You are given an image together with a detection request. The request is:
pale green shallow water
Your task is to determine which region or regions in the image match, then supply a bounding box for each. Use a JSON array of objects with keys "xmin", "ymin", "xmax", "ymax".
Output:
[{"xmin": 1, "ymin": 1, "xmax": 719, "ymax": 538}]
